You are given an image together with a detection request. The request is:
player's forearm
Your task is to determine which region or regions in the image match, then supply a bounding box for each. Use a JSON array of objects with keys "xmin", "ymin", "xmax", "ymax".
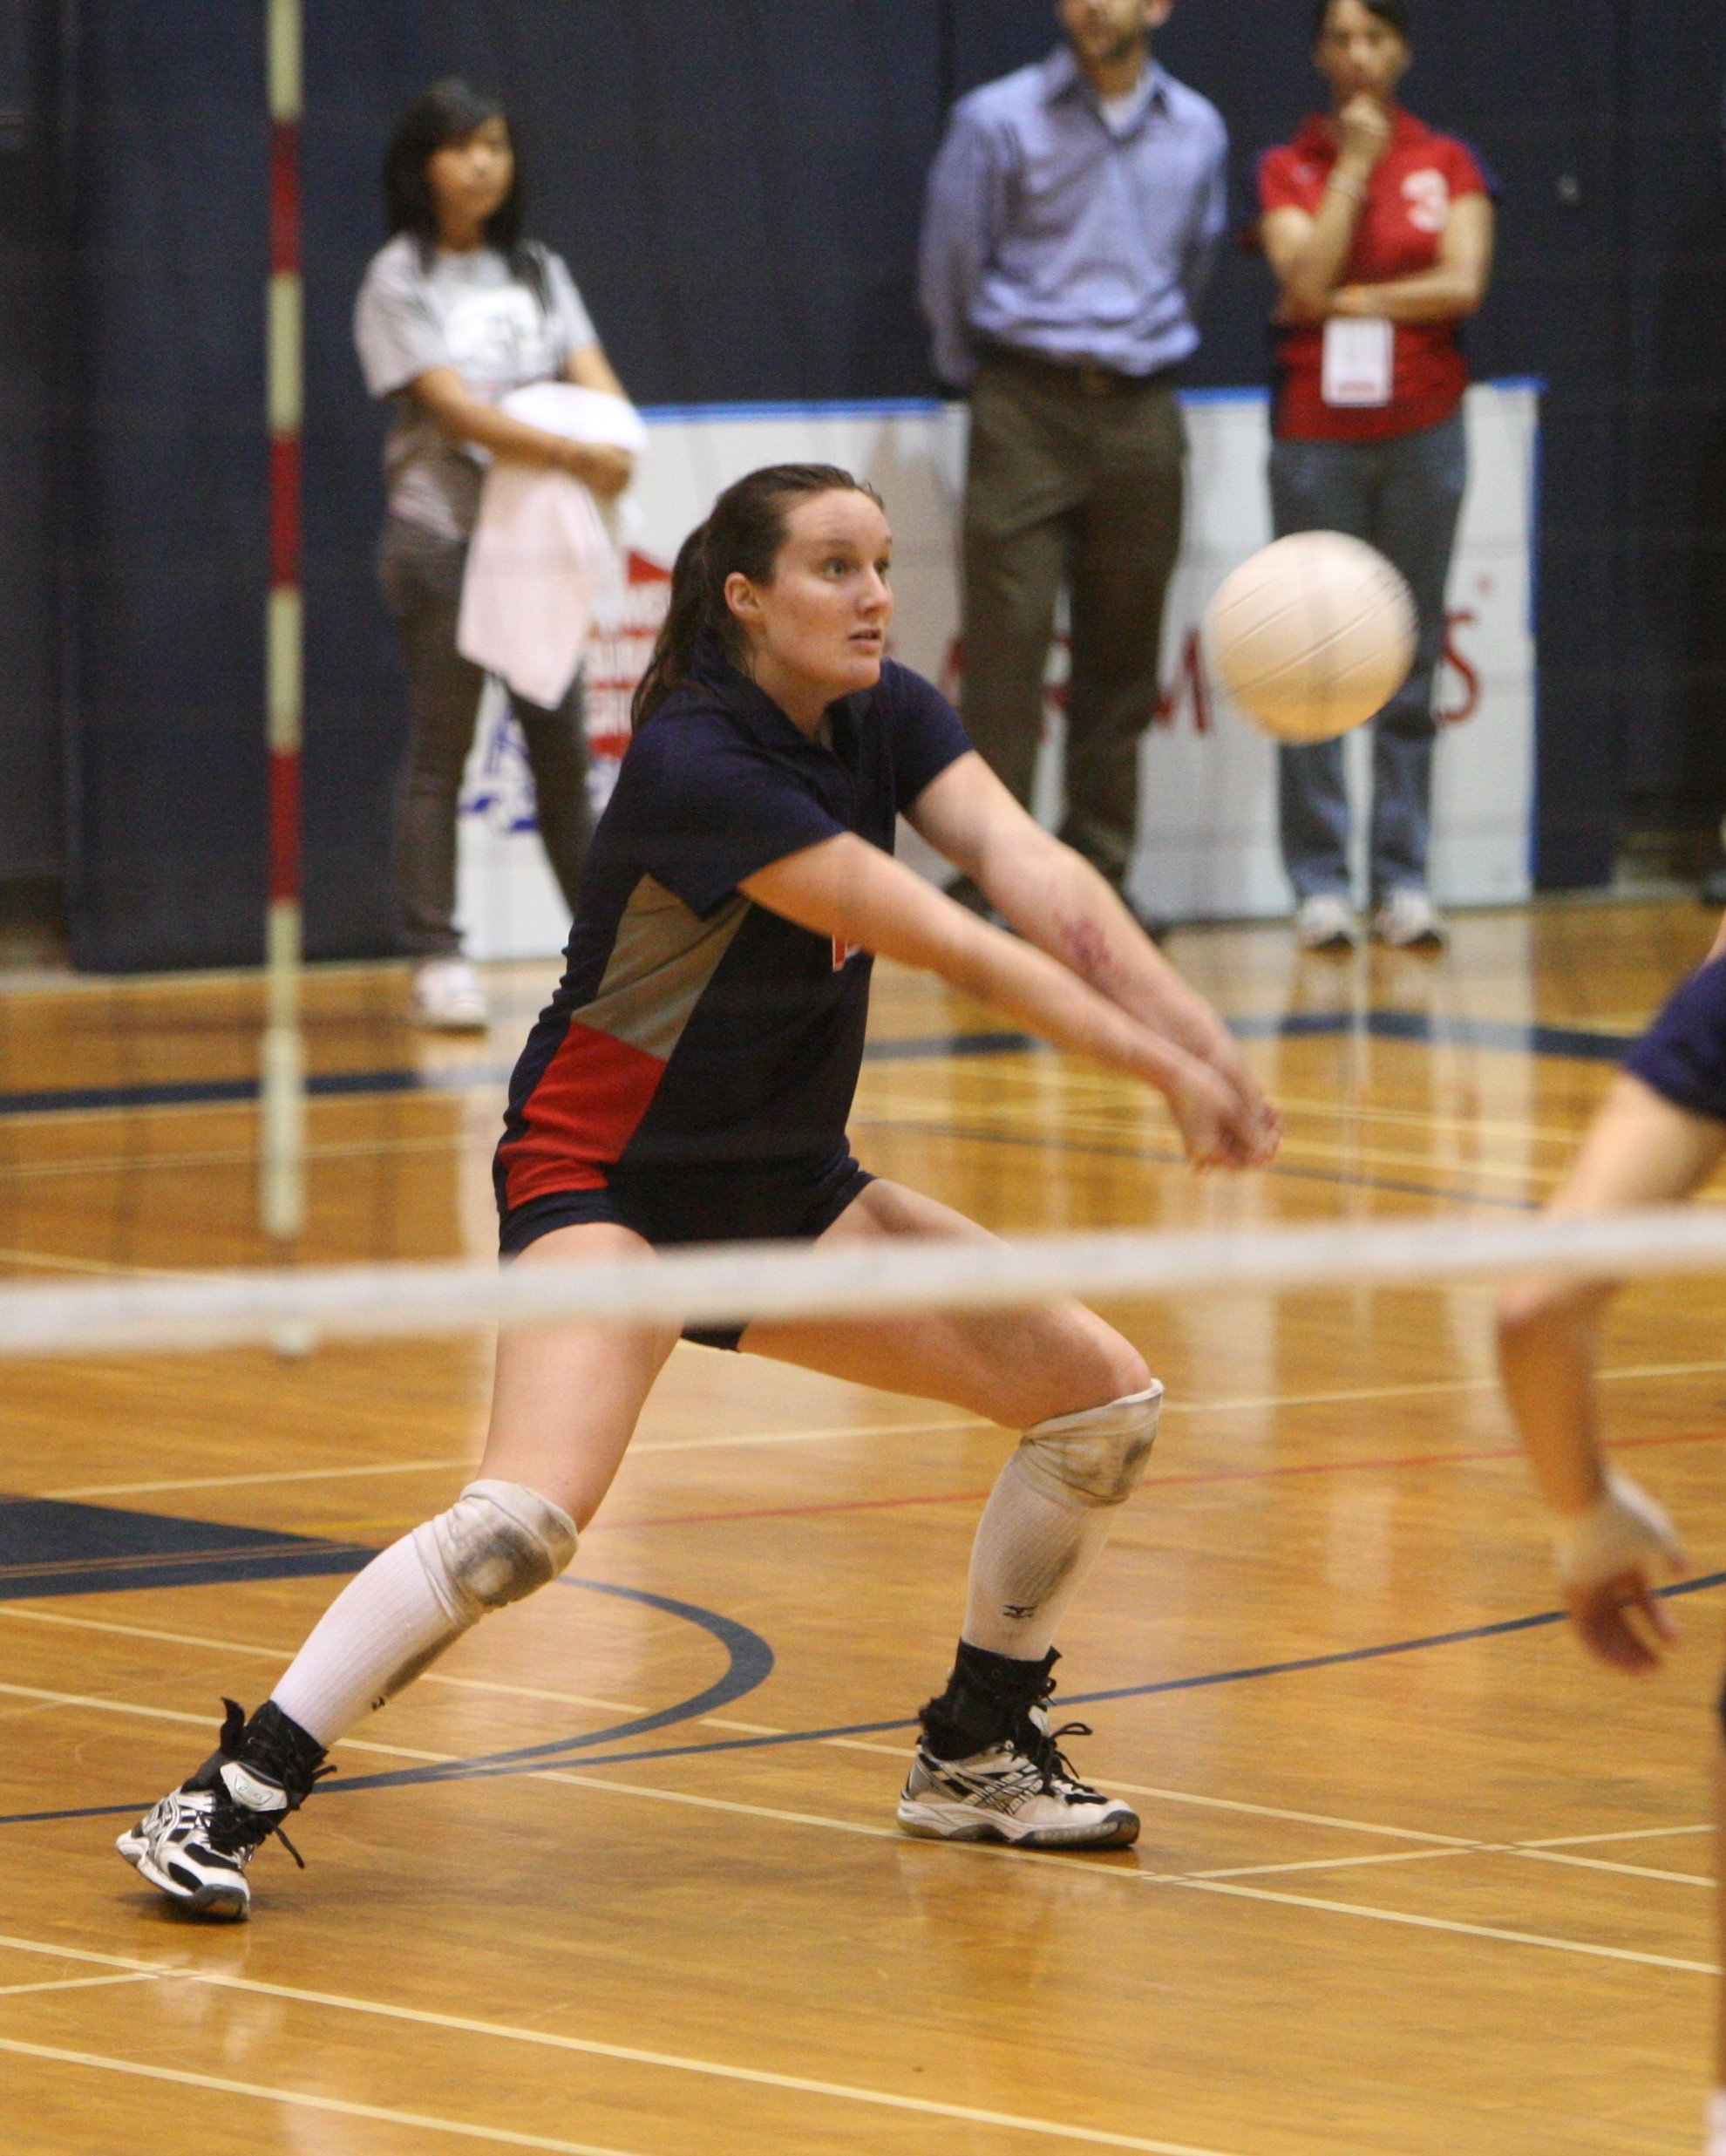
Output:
[
  {"xmin": 746, "ymin": 838, "xmax": 1203, "ymax": 1099},
  {"xmin": 982, "ymin": 833, "xmax": 1239, "ymax": 1069},
  {"xmin": 939, "ymin": 909, "xmax": 1207, "ymax": 1098},
  {"xmin": 1497, "ymin": 1286, "xmax": 1613, "ymax": 1517}
]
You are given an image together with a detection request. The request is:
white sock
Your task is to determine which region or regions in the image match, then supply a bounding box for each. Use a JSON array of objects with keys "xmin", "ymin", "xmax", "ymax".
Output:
[
  {"xmin": 270, "ymin": 1531, "xmax": 468, "ymax": 1749},
  {"xmin": 1707, "ymin": 2090, "xmax": 1726, "ymax": 2155},
  {"xmin": 962, "ymin": 1447, "xmax": 1118, "ymax": 1661}
]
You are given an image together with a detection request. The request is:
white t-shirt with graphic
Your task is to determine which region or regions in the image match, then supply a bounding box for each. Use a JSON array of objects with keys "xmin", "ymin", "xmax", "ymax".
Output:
[{"xmin": 354, "ymin": 234, "xmax": 599, "ymax": 539}]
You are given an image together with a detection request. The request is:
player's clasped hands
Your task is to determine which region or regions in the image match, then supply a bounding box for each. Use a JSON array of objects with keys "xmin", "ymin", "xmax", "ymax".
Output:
[
  {"xmin": 1553, "ymin": 1472, "xmax": 1689, "ymax": 1675},
  {"xmin": 1169, "ymin": 1058, "xmax": 1282, "ymax": 1173}
]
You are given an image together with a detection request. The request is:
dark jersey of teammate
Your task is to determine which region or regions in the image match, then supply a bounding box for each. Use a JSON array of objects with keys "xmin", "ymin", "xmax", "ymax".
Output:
[
  {"xmin": 1625, "ymin": 951, "xmax": 1726, "ymax": 1125},
  {"xmin": 495, "ymin": 640, "xmax": 973, "ymax": 1257}
]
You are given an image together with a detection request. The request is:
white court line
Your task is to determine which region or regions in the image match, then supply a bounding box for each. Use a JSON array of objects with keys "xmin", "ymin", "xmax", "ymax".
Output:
[
  {"xmin": 0, "ymin": 1971, "xmax": 160, "ymax": 2000},
  {"xmin": 13, "ymin": 1649, "xmax": 1714, "ymax": 1904},
  {"xmin": 0, "ymin": 2039, "xmax": 652, "ymax": 2156},
  {"xmin": 1185, "ymin": 1847, "xmax": 1480, "ymax": 1883},
  {"xmin": 1521, "ymin": 1823, "xmax": 1712, "ymax": 1848},
  {"xmin": 1512, "ymin": 1848, "xmax": 1712, "ymax": 1888},
  {"xmin": 36, "ymin": 1415, "xmax": 985, "ymax": 1501},
  {"xmin": 0, "ymin": 1942, "xmax": 1248, "ymax": 2156},
  {"xmin": 1172, "ymin": 1876, "xmax": 1718, "ymax": 1976},
  {"xmin": 863, "ymin": 1094, "xmax": 1556, "ymax": 1192},
  {"xmin": 1096, "ymin": 1779, "xmax": 1478, "ymax": 1847},
  {"xmin": 43, "ymin": 1457, "xmax": 472, "ymax": 1500},
  {"xmin": 32, "ymin": 1344, "xmax": 1726, "ymax": 1500},
  {"xmin": 0, "ymin": 1608, "xmax": 649, "ymax": 1717},
  {"xmin": 0, "ymin": 1681, "xmax": 450, "ymax": 1764},
  {"xmin": 18, "ymin": 1645, "xmax": 1693, "ymax": 1884}
]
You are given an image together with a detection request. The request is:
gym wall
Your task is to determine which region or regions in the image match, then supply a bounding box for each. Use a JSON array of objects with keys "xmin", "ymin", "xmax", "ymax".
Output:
[{"xmin": 3, "ymin": 1, "xmax": 1721, "ymax": 966}]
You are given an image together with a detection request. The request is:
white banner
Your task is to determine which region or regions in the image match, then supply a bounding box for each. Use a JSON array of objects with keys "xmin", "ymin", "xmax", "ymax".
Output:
[{"xmin": 458, "ymin": 384, "xmax": 1537, "ymax": 960}]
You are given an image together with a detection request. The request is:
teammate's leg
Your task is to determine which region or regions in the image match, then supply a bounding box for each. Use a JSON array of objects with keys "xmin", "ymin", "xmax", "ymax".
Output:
[
  {"xmin": 379, "ymin": 519, "xmax": 490, "ymax": 963},
  {"xmin": 743, "ymin": 1179, "xmax": 1155, "ymax": 1847},
  {"xmin": 119, "ymin": 1224, "xmax": 679, "ymax": 1918},
  {"xmin": 1365, "ymin": 413, "xmax": 1466, "ymax": 925},
  {"xmin": 512, "ymin": 674, "xmax": 593, "ymax": 920},
  {"xmin": 1269, "ymin": 436, "xmax": 1376, "ymax": 922}
]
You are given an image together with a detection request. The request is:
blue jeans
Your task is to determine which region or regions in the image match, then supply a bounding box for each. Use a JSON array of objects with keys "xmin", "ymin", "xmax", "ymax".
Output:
[{"xmin": 1270, "ymin": 412, "xmax": 1467, "ymax": 902}]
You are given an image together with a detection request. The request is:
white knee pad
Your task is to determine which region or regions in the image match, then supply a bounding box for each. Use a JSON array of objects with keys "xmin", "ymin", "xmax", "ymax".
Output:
[
  {"xmin": 411, "ymin": 1479, "xmax": 579, "ymax": 1628},
  {"xmin": 1014, "ymin": 1383, "xmax": 1164, "ymax": 1508}
]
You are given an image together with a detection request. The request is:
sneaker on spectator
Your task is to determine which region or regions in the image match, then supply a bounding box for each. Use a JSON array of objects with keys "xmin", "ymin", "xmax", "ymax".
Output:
[
  {"xmin": 1294, "ymin": 893, "xmax": 1360, "ymax": 951},
  {"xmin": 411, "ymin": 957, "xmax": 488, "ymax": 1031},
  {"xmin": 1372, "ymin": 888, "xmax": 1447, "ymax": 949}
]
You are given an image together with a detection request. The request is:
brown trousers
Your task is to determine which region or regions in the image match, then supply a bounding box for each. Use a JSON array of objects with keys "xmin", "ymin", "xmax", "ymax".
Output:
[{"xmin": 960, "ymin": 351, "xmax": 1186, "ymax": 888}]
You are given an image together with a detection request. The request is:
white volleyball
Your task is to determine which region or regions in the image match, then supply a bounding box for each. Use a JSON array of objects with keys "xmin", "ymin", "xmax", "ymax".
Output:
[{"xmin": 1204, "ymin": 532, "xmax": 1417, "ymax": 745}]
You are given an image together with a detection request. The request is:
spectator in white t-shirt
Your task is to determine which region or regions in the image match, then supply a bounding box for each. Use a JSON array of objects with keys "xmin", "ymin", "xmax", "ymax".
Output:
[{"xmin": 355, "ymin": 80, "xmax": 634, "ymax": 1030}]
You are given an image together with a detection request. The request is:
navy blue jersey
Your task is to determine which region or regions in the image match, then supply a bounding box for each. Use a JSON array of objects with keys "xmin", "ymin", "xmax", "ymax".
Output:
[
  {"xmin": 495, "ymin": 643, "xmax": 972, "ymax": 1219},
  {"xmin": 1624, "ymin": 951, "xmax": 1726, "ymax": 1124}
]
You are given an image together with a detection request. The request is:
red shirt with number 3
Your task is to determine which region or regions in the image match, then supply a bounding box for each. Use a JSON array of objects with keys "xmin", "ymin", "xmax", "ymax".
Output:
[{"xmin": 1259, "ymin": 109, "xmax": 1488, "ymax": 443}]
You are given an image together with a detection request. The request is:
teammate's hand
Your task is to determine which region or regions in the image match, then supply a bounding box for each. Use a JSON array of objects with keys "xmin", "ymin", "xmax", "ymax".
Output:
[
  {"xmin": 1553, "ymin": 1473, "xmax": 1688, "ymax": 1674},
  {"xmin": 564, "ymin": 441, "xmax": 635, "ymax": 500},
  {"xmin": 1335, "ymin": 94, "xmax": 1393, "ymax": 176}
]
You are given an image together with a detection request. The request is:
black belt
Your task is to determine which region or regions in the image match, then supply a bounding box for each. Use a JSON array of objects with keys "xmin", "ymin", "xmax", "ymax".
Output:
[{"xmin": 981, "ymin": 344, "xmax": 1176, "ymax": 398}]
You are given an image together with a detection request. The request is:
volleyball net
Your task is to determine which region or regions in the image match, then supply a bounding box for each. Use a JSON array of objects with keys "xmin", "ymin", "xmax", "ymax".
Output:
[{"xmin": 0, "ymin": 1206, "xmax": 1723, "ymax": 1364}]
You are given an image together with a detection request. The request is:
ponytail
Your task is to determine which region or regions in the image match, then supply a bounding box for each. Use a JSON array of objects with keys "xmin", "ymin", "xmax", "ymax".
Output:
[{"xmin": 631, "ymin": 463, "xmax": 884, "ymax": 730}]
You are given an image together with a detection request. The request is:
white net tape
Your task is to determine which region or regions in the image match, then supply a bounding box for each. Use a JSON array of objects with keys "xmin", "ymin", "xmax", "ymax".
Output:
[{"xmin": 3, "ymin": 1206, "xmax": 1725, "ymax": 1359}]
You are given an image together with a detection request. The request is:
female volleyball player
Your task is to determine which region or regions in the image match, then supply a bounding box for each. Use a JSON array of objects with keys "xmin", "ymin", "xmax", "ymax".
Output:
[
  {"xmin": 357, "ymin": 79, "xmax": 635, "ymax": 1030},
  {"xmin": 119, "ymin": 464, "xmax": 1279, "ymax": 1920},
  {"xmin": 1498, "ymin": 922, "xmax": 1726, "ymax": 2151}
]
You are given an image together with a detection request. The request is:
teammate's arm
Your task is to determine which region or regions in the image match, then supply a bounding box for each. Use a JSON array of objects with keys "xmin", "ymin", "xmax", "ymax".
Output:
[
  {"xmin": 562, "ymin": 343, "xmax": 636, "ymax": 499},
  {"xmin": 1261, "ymin": 95, "xmax": 1388, "ymax": 321},
  {"xmin": 1498, "ymin": 1073, "xmax": 1713, "ymax": 1671},
  {"xmin": 1329, "ymin": 194, "xmax": 1494, "ymax": 325},
  {"xmin": 405, "ymin": 364, "xmax": 633, "ymax": 500},
  {"xmin": 906, "ymin": 751, "xmax": 1276, "ymax": 1143},
  {"xmin": 739, "ymin": 834, "xmax": 1275, "ymax": 1170}
]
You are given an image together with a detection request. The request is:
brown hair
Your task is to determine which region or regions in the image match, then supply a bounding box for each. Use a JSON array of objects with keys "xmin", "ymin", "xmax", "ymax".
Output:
[
  {"xmin": 1312, "ymin": 0, "xmax": 1410, "ymax": 37},
  {"xmin": 631, "ymin": 464, "xmax": 884, "ymax": 729}
]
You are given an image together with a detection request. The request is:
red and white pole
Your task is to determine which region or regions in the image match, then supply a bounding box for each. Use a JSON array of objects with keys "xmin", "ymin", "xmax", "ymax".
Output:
[{"xmin": 261, "ymin": 0, "xmax": 305, "ymax": 1243}]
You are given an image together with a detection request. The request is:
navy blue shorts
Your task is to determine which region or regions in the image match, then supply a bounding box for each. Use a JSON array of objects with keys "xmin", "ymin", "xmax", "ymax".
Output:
[
  {"xmin": 1623, "ymin": 954, "xmax": 1726, "ymax": 1124},
  {"xmin": 498, "ymin": 1153, "xmax": 874, "ymax": 1350}
]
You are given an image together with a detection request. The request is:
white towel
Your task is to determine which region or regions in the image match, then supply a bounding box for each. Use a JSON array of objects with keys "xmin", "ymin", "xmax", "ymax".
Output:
[{"xmin": 456, "ymin": 385, "xmax": 649, "ymax": 711}]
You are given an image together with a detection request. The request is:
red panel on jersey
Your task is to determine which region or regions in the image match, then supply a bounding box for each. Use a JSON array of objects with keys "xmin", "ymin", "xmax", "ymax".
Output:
[
  {"xmin": 1260, "ymin": 110, "xmax": 1488, "ymax": 443},
  {"xmin": 500, "ymin": 1020, "xmax": 667, "ymax": 1209}
]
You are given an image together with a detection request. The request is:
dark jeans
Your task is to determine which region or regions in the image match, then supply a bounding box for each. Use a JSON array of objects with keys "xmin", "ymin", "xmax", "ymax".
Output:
[
  {"xmin": 379, "ymin": 516, "xmax": 591, "ymax": 959},
  {"xmin": 961, "ymin": 351, "xmax": 1186, "ymax": 888},
  {"xmin": 1270, "ymin": 411, "xmax": 1467, "ymax": 902}
]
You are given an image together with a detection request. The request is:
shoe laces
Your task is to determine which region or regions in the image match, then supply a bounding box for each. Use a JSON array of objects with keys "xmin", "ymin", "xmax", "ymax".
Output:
[
  {"xmin": 201, "ymin": 1697, "xmax": 336, "ymax": 1869},
  {"xmin": 1016, "ymin": 1685, "xmax": 1104, "ymax": 1799}
]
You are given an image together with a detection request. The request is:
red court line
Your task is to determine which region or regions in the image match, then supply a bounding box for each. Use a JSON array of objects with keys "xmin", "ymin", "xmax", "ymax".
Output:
[{"xmin": 594, "ymin": 1423, "xmax": 1726, "ymax": 1535}]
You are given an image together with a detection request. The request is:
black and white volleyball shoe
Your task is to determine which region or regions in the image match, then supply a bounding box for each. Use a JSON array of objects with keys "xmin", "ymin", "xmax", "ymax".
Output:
[
  {"xmin": 896, "ymin": 1646, "xmax": 1139, "ymax": 1851},
  {"xmin": 117, "ymin": 1698, "xmax": 330, "ymax": 1921}
]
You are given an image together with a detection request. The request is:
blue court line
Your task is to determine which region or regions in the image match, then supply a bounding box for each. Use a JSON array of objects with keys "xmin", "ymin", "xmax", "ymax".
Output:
[
  {"xmin": 0, "ymin": 1013, "xmax": 1632, "ymax": 1126},
  {"xmin": 1227, "ymin": 1009, "xmax": 1634, "ymax": 1064},
  {"xmin": 16, "ymin": 1572, "xmax": 1721, "ymax": 1833}
]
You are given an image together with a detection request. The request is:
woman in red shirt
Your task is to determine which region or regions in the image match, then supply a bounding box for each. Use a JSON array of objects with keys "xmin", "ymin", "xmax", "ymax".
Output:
[{"xmin": 1259, "ymin": 0, "xmax": 1495, "ymax": 951}]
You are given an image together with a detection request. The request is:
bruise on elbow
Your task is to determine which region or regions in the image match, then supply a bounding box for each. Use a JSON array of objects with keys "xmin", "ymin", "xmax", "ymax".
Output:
[{"xmin": 1055, "ymin": 913, "xmax": 1118, "ymax": 990}]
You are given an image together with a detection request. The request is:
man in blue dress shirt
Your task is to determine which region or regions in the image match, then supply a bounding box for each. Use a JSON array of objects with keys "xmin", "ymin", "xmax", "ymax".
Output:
[{"xmin": 921, "ymin": 0, "xmax": 1227, "ymax": 920}]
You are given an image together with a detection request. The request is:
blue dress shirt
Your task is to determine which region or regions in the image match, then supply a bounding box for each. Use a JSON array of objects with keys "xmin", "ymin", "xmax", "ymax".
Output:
[{"xmin": 919, "ymin": 46, "xmax": 1228, "ymax": 388}]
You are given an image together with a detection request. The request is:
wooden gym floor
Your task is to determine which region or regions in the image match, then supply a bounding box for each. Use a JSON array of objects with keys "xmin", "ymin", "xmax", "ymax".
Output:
[{"xmin": 1, "ymin": 896, "xmax": 1723, "ymax": 2155}]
